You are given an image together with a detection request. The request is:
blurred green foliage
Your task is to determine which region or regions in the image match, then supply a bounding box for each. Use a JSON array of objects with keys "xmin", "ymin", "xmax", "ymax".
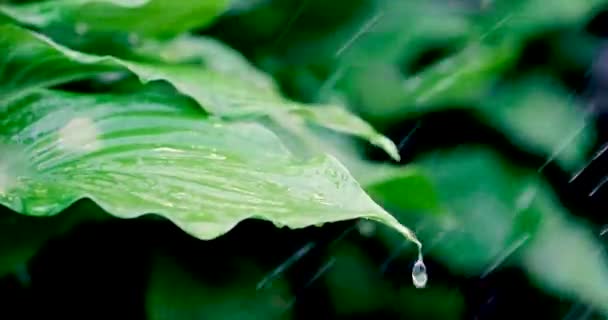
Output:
[{"xmin": 0, "ymin": 0, "xmax": 608, "ymax": 319}]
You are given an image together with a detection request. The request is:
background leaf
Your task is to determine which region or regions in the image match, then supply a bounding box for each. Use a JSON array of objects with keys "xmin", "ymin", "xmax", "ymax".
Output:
[{"xmin": 366, "ymin": 147, "xmax": 608, "ymax": 314}]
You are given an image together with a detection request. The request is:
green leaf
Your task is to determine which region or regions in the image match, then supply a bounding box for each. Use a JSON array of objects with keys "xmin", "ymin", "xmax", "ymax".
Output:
[
  {"xmin": 357, "ymin": 40, "xmax": 520, "ymax": 123},
  {"xmin": 479, "ymin": 75, "xmax": 595, "ymax": 171},
  {"xmin": 0, "ymin": 89, "xmax": 419, "ymax": 247},
  {"xmin": 0, "ymin": 0, "xmax": 229, "ymax": 38},
  {"xmin": 356, "ymin": 42, "xmax": 595, "ymax": 169},
  {"xmin": 0, "ymin": 23, "xmax": 399, "ymax": 159},
  {"xmin": 338, "ymin": 0, "xmax": 604, "ymax": 169},
  {"xmin": 134, "ymin": 35, "xmax": 278, "ymax": 92},
  {"xmin": 477, "ymin": 0, "xmax": 608, "ymax": 37},
  {"xmin": 367, "ymin": 147, "xmax": 608, "ymax": 314}
]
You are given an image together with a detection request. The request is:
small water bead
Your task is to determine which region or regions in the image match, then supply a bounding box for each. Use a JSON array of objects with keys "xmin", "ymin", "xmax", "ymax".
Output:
[{"xmin": 412, "ymin": 258, "xmax": 428, "ymax": 288}]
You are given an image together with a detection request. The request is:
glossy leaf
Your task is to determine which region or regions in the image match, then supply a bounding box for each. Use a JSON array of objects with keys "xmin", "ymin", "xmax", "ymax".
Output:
[
  {"xmin": 0, "ymin": 89, "xmax": 419, "ymax": 246},
  {"xmin": 0, "ymin": 0, "xmax": 229, "ymax": 38},
  {"xmin": 0, "ymin": 23, "xmax": 398, "ymax": 159}
]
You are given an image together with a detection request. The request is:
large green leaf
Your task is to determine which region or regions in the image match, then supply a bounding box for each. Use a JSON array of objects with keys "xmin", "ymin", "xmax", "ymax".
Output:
[
  {"xmin": 0, "ymin": 89, "xmax": 420, "ymax": 248},
  {"xmin": 0, "ymin": 23, "xmax": 399, "ymax": 159},
  {"xmin": 0, "ymin": 0, "xmax": 229, "ymax": 38},
  {"xmin": 366, "ymin": 147, "xmax": 608, "ymax": 314}
]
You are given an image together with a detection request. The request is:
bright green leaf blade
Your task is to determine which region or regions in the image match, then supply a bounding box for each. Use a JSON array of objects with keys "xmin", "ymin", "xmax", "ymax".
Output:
[
  {"xmin": 0, "ymin": 23, "xmax": 280, "ymax": 114},
  {"xmin": 0, "ymin": 0, "xmax": 229, "ymax": 37},
  {"xmin": 287, "ymin": 105, "xmax": 400, "ymax": 161},
  {"xmin": 0, "ymin": 23, "xmax": 399, "ymax": 159},
  {"xmin": 135, "ymin": 36, "xmax": 401, "ymax": 159},
  {"xmin": 0, "ymin": 89, "xmax": 419, "ymax": 247}
]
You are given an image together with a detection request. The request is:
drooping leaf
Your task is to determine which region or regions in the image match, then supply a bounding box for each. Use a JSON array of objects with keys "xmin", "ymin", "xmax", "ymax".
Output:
[
  {"xmin": 0, "ymin": 23, "xmax": 399, "ymax": 159},
  {"xmin": 0, "ymin": 89, "xmax": 419, "ymax": 247},
  {"xmin": 289, "ymin": 130, "xmax": 438, "ymax": 213},
  {"xmin": 0, "ymin": 0, "xmax": 229, "ymax": 38},
  {"xmin": 366, "ymin": 147, "xmax": 608, "ymax": 314}
]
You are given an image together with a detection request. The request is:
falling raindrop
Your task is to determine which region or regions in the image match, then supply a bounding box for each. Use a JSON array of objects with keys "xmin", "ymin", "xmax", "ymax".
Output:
[{"xmin": 411, "ymin": 257, "xmax": 428, "ymax": 288}]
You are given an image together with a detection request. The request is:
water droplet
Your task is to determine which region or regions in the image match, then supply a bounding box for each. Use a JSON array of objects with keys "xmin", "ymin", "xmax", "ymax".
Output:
[{"xmin": 412, "ymin": 258, "xmax": 427, "ymax": 288}]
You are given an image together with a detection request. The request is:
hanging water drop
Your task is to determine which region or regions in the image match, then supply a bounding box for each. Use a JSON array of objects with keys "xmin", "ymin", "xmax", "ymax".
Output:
[{"xmin": 411, "ymin": 258, "xmax": 427, "ymax": 288}]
